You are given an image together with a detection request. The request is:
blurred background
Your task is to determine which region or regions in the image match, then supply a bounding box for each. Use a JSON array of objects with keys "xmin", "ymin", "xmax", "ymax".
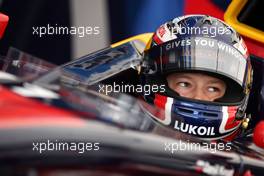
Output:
[{"xmin": 0, "ymin": 0, "xmax": 230, "ymax": 64}]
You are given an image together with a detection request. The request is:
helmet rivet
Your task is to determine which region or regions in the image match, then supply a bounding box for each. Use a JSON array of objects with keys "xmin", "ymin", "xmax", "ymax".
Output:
[{"xmin": 242, "ymin": 117, "xmax": 250, "ymax": 129}]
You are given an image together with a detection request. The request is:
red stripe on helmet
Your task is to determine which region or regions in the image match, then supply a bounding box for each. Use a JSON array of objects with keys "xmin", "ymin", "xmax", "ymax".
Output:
[
  {"xmin": 153, "ymin": 33, "xmax": 163, "ymax": 45},
  {"xmin": 225, "ymin": 106, "xmax": 240, "ymax": 130},
  {"xmin": 154, "ymin": 94, "xmax": 167, "ymax": 109},
  {"xmin": 153, "ymin": 94, "xmax": 168, "ymax": 121}
]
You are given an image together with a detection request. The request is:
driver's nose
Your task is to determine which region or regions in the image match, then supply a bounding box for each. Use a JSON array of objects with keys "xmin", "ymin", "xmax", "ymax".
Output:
[{"xmin": 193, "ymin": 89, "xmax": 209, "ymax": 101}]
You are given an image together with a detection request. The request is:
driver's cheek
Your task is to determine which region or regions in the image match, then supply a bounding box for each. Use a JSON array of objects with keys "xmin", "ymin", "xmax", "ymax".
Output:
[{"xmin": 176, "ymin": 87, "xmax": 194, "ymax": 98}]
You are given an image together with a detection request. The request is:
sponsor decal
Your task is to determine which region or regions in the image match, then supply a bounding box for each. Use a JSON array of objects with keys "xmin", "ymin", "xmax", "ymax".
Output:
[
  {"xmin": 158, "ymin": 25, "xmax": 166, "ymax": 38},
  {"xmin": 174, "ymin": 120, "xmax": 215, "ymax": 136},
  {"xmin": 165, "ymin": 38, "xmax": 245, "ymax": 60}
]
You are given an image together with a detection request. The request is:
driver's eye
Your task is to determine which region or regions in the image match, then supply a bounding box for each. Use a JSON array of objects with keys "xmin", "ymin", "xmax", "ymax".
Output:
[
  {"xmin": 208, "ymin": 87, "xmax": 220, "ymax": 92},
  {"xmin": 178, "ymin": 82, "xmax": 190, "ymax": 88}
]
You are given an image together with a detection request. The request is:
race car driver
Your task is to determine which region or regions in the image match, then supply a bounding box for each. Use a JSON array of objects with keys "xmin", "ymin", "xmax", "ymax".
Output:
[{"xmin": 140, "ymin": 15, "xmax": 253, "ymax": 141}]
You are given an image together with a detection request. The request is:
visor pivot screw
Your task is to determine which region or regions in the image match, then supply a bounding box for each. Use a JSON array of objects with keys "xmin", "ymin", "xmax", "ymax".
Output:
[{"xmin": 242, "ymin": 115, "xmax": 250, "ymax": 130}]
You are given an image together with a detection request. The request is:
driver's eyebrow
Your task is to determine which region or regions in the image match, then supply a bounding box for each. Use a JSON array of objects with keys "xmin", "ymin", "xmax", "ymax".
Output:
[
  {"xmin": 170, "ymin": 74, "xmax": 193, "ymax": 80},
  {"xmin": 206, "ymin": 80, "xmax": 225, "ymax": 85}
]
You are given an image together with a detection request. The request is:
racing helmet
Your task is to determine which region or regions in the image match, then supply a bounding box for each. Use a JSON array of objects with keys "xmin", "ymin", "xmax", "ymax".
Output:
[{"xmin": 140, "ymin": 15, "xmax": 253, "ymax": 140}]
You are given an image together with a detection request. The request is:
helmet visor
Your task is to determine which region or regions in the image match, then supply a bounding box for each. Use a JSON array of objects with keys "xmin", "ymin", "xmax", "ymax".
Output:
[{"xmin": 145, "ymin": 37, "xmax": 249, "ymax": 88}]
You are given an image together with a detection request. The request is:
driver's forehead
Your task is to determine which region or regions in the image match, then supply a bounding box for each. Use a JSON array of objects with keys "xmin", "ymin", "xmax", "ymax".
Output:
[{"xmin": 167, "ymin": 72, "xmax": 224, "ymax": 83}]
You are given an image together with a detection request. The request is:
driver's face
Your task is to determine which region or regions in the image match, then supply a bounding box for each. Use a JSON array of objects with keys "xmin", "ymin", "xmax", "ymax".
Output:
[{"xmin": 166, "ymin": 73, "xmax": 226, "ymax": 101}]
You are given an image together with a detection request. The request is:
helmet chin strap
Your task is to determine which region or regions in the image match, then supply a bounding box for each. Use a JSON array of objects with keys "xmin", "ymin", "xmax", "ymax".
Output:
[
  {"xmin": 235, "ymin": 93, "xmax": 250, "ymax": 120},
  {"xmin": 234, "ymin": 94, "xmax": 251, "ymax": 132}
]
